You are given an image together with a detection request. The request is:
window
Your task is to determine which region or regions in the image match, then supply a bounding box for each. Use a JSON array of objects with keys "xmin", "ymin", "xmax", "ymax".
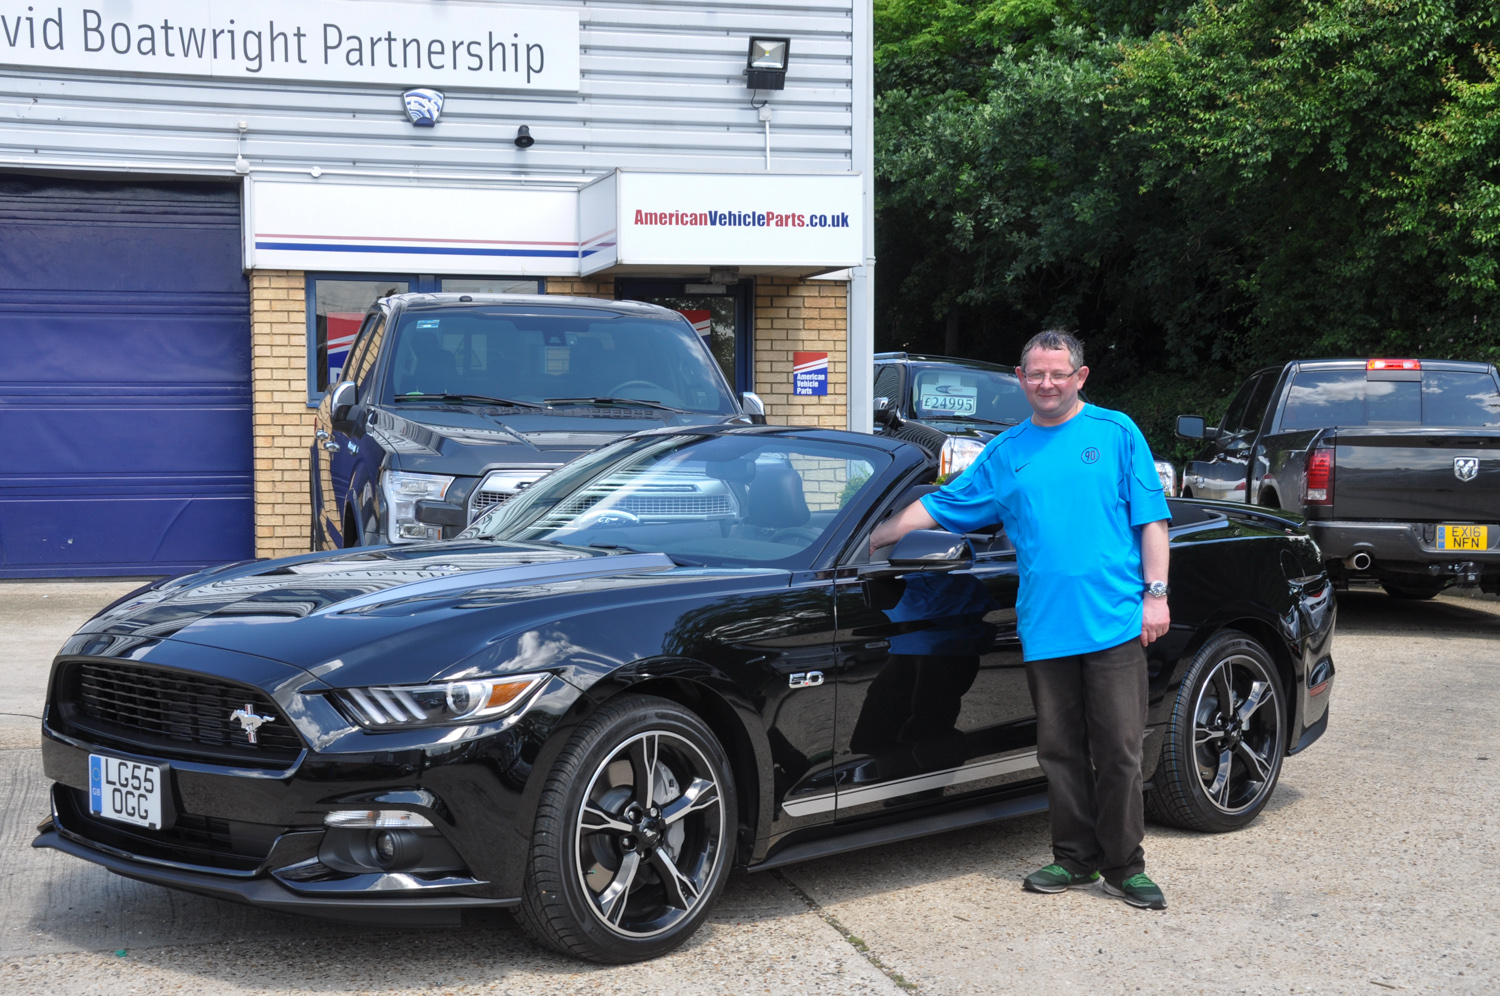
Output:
[
  {"xmin": 873, "ymin": 365, "xmax": 902, "ymax": 408},
  {"xmin": 468, "ymin": 433, "xmax": 886, "ymax": 566},
  {"xmin": 909, "ymin": 365, "xmax": 1032, "ymax": 425},
  {"xmin": 384, "ymin": 307, "xmax": 736, "ymax": 413},
  {"xmin": 1237, "ymin": 374, "xmax": 1278, "ymax": 435},
  {"xmin": 305, "ymin": 274, "xmax": 543, "ymax": 403}
]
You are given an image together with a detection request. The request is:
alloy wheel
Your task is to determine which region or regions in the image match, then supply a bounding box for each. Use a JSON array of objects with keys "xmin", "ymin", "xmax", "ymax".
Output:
[
  {"xmin": 1191, "ymin": 654, "xmax": 1283, "ymax": 815},
  {"xmin": 574, "ymin": 730, "xmax": 725, "ymax": 938}
]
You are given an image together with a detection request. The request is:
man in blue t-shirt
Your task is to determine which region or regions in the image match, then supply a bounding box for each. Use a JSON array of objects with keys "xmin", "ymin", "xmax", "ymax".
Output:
[{"xmin": 869, "ymin": 329, "xmax": 1171, "ymax": 910}]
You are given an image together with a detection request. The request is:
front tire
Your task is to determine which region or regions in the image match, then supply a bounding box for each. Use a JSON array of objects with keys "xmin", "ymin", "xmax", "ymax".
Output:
[
  {"xmin": 1146, "ymin": 631, "xmax": 1285, "ymax": 832},
  {"xmin": 517, "ymin": 695, "xmax": 736, "ymax": 963}
]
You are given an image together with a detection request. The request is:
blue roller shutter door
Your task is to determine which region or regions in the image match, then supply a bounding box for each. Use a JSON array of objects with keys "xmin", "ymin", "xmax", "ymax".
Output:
[{"xmin": 0, "ymin": 177, "xmax": 253, "ymax": 577}]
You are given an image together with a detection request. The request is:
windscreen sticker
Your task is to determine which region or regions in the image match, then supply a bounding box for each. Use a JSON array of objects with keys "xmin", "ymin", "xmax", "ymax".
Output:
[
  {"xmin": 415, "ymin": 319, "xmax": 441, "ymax": 328},
  {"xmin": 919, "ymin": 385, "xmax": 977, "ymax": 415}
]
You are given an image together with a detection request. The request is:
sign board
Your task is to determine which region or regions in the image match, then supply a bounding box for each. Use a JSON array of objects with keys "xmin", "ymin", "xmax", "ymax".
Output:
[
  {"xmin": 793, "ymin": 352, "xmax": 828, "ymax": 396},
  {"xmin": 0, "ymin": 1, "xmax": 579, "ymax": 91},
  {"xmin": 245, "ymin": 178, "xmax": 581, "ymax": 276},
  {"xmin": 603, "ymin": 171, "xmax": 863, "ymax": 271}
]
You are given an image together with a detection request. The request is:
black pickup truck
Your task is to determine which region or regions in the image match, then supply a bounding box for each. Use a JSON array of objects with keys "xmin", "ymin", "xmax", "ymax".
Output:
[
  {"xmin": 1176, "ymin": 358, "xmax": 1500, "ymax": 598},
  {"xmin": 310, "ymin": 294, "xmax": 763, "ymax": 551}
]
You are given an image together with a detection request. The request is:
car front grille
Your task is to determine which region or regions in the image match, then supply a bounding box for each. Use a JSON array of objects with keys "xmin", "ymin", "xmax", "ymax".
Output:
[
  {"xmin": 470, "ymin": 488, "xmax": 517, "ymax": 517},
  {"xmin": 617, "ymin": 494, "xmax": 735, "ymax": 517},
  {"xmin": 65, "ymin": 660, "xmax": 303, "ymax": 764},
  {"xmin": 54, "ymin": 786, "xmax": 279, "ymax": 873}
]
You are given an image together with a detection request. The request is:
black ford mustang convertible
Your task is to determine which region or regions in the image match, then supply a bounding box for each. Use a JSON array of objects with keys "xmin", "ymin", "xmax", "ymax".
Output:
[{"xmin": 36, "ymin": 426, "xmax": 1336, "ymax": 962}]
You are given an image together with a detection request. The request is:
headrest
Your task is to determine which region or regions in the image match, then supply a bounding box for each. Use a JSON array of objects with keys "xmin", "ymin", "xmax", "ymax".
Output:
[{"xmin": 745, "ymin": 464, "xmax": 809, "ymax": 528}]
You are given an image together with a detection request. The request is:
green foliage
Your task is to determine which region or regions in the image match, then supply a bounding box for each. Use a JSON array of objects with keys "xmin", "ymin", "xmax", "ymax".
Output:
[
  {"xmin": 839, "ymin": 468, "xmax": 873, "ymax": 506},
  {"xmin": 874, "ymin": 0, "xmax": 1500, "ymax": 383}
]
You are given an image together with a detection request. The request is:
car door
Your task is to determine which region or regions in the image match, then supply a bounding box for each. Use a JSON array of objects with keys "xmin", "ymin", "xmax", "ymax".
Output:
[
  {"xmin": 330, "ymin": 310, "xmax": 389, "ymax": 545},
  {"xmin": 872, "ymin": 364, "xmax": 904, "ymax": 430},
  {"xmin": 829, "ymin": 530, "xmax": 1038, "ymax": 822},
  {"xmin": 313, "ymin": 312, "xmax": 378, "ymax": 548},
  {"xmin": 1186, "ymin": 374, "xmax": 1260, "ymax": 501}
]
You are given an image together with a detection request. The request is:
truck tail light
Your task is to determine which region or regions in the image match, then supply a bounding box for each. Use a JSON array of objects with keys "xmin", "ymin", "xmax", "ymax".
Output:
[
  {"xmin": 1303, "ymin": 446, "xmax": 1334, "ymax": 505},
  {"xmin": 1367, "ymin": 359, "xmax": 1420, "ymax": 371}
]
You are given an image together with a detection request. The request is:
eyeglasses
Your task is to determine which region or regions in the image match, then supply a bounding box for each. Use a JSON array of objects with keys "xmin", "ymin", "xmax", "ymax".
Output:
[{"xmin": 1022, "ymin": 368, "xmax": 1079, "ymax": 386}]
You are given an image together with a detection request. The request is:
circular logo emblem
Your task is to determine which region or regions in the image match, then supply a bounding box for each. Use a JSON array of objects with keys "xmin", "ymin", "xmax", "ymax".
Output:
[{"xmin": 1081, "ymin": 447, "xmax": 1100, "ymax": 464}]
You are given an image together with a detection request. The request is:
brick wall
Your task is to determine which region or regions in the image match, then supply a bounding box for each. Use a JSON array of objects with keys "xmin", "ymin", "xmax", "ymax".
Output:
[
  {"xmin": 249, "ymin": 270, "xmax": 313, "ymax": 560},
  {"xmin": 547, "ymin": 276, "xmax": 616, "ymax": 300},
  {"xmin": 753, "ymin": 277, "xmax": 848, "ymax": 428}
]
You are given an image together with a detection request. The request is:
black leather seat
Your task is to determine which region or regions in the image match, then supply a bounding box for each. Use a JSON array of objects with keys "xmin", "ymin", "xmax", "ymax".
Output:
[{"xmin": 743, "ymin": 464, "xmax": 810, "ymax": 530}]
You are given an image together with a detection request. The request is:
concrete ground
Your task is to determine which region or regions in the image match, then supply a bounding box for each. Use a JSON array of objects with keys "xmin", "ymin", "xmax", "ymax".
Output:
[{"xmin": 0, "ymin": 580, "xmax": 1496, "ymax": 995}]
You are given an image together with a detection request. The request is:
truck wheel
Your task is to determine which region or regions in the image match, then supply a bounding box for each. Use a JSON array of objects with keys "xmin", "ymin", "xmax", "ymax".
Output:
[
  {"xmin": 1146, "ymin": 631, "xmax": 1285, "ymax": 833},
  {"xmin": 517, "ymin": 695, "xmax": 735, "ymax": 963},
  {"xmin": 1380, "ymin": 581, "xmax": 1444, "ymax": 600}
]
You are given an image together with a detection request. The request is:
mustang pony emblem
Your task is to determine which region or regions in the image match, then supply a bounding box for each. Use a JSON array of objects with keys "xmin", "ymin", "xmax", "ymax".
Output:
[
  {"xmin": 1454, "ymin": 457, "xmax": 1479, "ymax": 482},
  {"xmin": 229, "ymin": 704, "xmax": 275, "ymax": 744}
]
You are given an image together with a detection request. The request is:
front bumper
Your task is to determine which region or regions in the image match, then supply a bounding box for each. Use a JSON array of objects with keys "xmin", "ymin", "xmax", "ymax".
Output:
[
  {"xmin": 33, "ymin": 822, "xmax": 508, "ymax": 925},
  {"xmin": 36, "ymin": 670, "xmax": 584, "ymax": 922}
]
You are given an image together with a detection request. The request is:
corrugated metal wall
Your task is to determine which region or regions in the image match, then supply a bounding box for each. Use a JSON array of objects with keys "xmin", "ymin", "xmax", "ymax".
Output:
[{"xmin": 0, "ymin": 0, "xmax": 855, "ymax": 181}]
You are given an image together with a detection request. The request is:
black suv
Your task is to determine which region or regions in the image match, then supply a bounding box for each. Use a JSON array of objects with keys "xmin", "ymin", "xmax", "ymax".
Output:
[
  {"xmin": 872, "ymin": 351, "xmax": 1178, "ymax": 492},
  {"xmin": 311, "ymin": 294, "xmax": 763, "ymax": 549}
]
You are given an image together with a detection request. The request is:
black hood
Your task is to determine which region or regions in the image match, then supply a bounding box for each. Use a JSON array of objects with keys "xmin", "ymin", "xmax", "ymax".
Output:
[
  {"xmin": 63, "ymin": 542, "xmax": 765, "ymax": 688},
  {"xmin": 371, "ymin": 406, "xmax": 733, "ymax": 477}
]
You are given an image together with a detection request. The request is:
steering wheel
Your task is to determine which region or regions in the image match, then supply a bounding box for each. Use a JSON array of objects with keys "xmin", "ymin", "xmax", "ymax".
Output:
[
  {"xmin": 607, "ymin": 380, "xmax": 661, "ymax": 397},
  {"xmin": 770, "ymin": 527, "xmax": 822, "ymax": 546},
  {"xmin": 577, "ymin": 508, "xmax": 640, "ymax": 529}
]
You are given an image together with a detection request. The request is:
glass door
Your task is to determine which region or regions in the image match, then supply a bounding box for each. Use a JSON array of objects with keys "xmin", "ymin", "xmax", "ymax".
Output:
[{"xmin": 616, "ymin": 279, "xmax": 753, "ymax": 394}]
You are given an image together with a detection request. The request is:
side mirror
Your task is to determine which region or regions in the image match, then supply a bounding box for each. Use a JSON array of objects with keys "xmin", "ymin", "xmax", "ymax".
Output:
[
  {"xmin": 740, "ymin": 391, "xmax": 767, "ymax": 425},
  {"xmin": 872, "ymin": 396, "xmax": 902, "ymax": 427},
  {"xmin": 861, "ymin": 529, "xmax": 974, "ymax": 578},
  {"xmin": 330, "ymin": 381, "xmax": 358, "ymax": 429},
  {"xmin": 1176, "ymin": 414, "xmax": 1220, "ymax": 441}
]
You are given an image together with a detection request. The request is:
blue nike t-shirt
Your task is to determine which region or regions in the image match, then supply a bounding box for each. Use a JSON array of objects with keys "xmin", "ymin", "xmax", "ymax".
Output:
[{"xmin": 920, "ymin": 405, "xmax": 1170, "ymax": 661}]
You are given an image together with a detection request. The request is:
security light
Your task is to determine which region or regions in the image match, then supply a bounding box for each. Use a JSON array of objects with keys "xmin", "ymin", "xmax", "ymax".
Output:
[{"xmin": 745, "ymin": 37, "xmax": 790, "ymax": 90}]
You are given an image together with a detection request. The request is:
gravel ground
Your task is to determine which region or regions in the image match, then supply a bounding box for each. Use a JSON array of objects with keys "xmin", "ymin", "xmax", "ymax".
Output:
[{"xmin": 0, "ymin": 582, "xmax": 1495, "ymax": 995}]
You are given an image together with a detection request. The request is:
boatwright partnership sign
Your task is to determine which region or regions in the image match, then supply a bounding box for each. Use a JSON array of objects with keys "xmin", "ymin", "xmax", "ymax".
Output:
[{"xmin": 0, "ymin": 0, "xmax": 579, "ymax": 90}]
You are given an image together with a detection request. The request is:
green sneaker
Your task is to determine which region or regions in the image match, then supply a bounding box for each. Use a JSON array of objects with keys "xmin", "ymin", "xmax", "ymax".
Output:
[
  {"xmin": 1023, "ymin": 864, "xmax": 1101, "ymax": 894},
  {"xmin": 1103, "ymin": 873, "xmax": 1166, "ymax": 909}
]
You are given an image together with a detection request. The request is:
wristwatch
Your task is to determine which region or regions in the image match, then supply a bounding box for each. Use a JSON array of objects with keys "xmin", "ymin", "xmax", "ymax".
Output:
[{"xmin": 1145, "ymin": 580, "xmax": 1170, "ymax": 598}]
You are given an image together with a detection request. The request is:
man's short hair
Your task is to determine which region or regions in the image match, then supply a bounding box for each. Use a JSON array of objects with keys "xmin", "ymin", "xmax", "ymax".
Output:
[{"xmin": 1019, "ymin": 329, "xmax": 1084, "ymax": 371}]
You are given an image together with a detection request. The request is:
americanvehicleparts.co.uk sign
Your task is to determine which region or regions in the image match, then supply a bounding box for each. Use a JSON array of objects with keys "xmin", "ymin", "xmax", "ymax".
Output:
[{"xmin": 0, "ymin": 0, "xmax": 580, "ymax": 90}]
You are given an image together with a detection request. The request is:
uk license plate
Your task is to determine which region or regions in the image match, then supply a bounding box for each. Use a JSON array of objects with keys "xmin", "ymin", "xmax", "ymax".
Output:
[
  {"xmin": 89, "ymin": 754, "xmax": 166, "ymax": 829},
  {"xmin": 1437, "ymin": 525, "xmax": 1489, "ymax": 551}
]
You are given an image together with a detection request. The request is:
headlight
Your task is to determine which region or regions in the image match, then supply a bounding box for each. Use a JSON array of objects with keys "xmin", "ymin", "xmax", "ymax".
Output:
[
  {"xmin": 381, "ymin": 470, "xmax": 457, "ymax": 543},
  {"xmin": 334, "ymin": 674, "xmax": 545, "ymax": 730},
  {"xmin": 1154, "ymin": 458, "xmax": 1177, "ymax": 497},
  {"xmin": 938, "ymin": 437, "xmax": 986, "ymax": 482}
]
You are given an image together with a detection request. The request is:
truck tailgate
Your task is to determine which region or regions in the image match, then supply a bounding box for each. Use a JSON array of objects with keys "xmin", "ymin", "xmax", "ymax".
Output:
[{"xmin": 1331, "ymin": 429, "xmax": 1500, "ymax": 521}]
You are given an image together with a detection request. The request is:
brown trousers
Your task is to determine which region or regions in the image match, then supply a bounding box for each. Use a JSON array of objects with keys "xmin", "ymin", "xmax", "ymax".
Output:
[{"xmin": 1024, "ymin": 638, "xmax": 1149, "ymax": 881}]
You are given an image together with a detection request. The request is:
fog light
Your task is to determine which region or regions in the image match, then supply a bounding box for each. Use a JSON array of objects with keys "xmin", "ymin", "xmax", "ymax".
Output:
[
  {"xmin": 368, "ymin": 828, "xmax": 422, "ymax": 870},
  {"xmin": 324, "ymin": 809, "xmax": 433, "ymax": 829}
]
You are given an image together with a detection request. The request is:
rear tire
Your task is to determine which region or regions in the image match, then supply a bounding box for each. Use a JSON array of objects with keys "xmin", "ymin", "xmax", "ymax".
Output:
[
  {"xmin": 517, "ymin": 695, "xmax": 736, "ymax": 963},
  {"xmin": 1146, "ymin": 631, "xmax": 1285, "ymax": 833},
  {"xmin": 1380, "ymin": 581, "xmax": 1444, "ymax": 600}
]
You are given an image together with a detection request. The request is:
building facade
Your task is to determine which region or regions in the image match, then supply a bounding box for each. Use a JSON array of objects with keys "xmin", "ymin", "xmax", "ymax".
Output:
[{"xmin": 0, "ymin": 0, "xmax": 874, "ymax": 576}]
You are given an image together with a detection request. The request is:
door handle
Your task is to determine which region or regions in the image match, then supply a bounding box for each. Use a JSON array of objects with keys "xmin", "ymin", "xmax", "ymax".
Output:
[
  {"xmin": 315, "ymin": 429, "xmax": 329, "ymax": 441},
  {"xmin": 323, "ymin": 440, "xmax": 341, "ymax": 452}
]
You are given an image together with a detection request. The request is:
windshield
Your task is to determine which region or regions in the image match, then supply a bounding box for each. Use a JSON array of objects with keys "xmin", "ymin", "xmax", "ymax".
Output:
[
  {"xmin": 465, "ymin": 433, "xmax": 889, "ymax": 566},
  {"xmin": 909, "ymin": 365, "xmax": 1031, "ymax": 424},
  {"xmin": 1281, "ymin": 370, "xmax": 1500, "ymax": 429},
  {"xmin": 383, "ymin": 308, "xmax": 737, "ymax": 413}
]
